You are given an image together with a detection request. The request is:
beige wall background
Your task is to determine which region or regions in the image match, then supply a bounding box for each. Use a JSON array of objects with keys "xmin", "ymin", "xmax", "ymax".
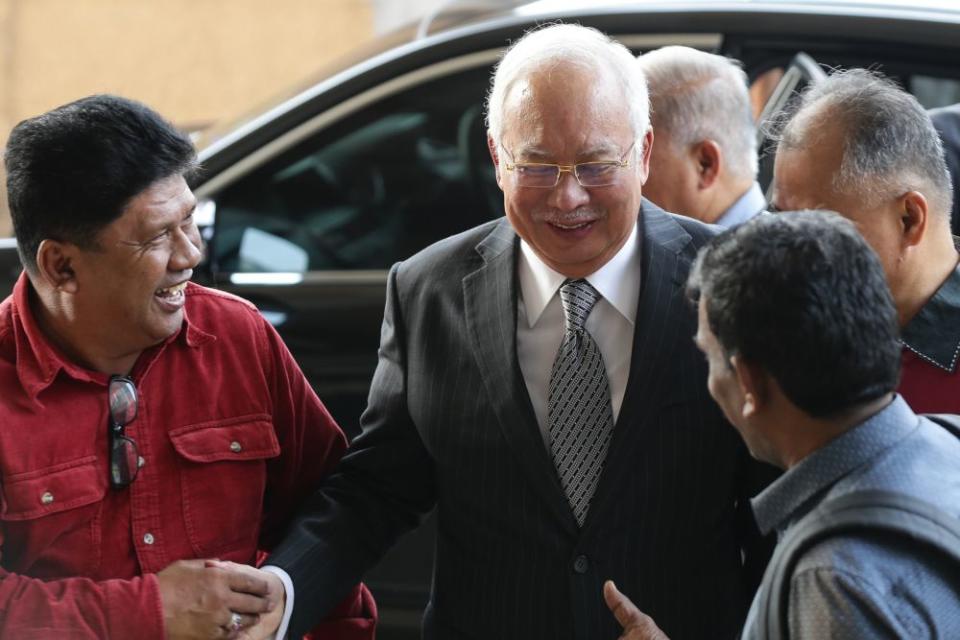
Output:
[{"xmin": 0, "ymin": 0, "xmax": 389, "ymax": 238}]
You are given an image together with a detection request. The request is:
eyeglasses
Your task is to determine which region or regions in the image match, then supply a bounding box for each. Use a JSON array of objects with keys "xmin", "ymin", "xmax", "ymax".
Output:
[
  {"xmin": 502, "ymin": 142, "xmax": 635, "ymax": 188},
  {"xmin": 108, "ymin": 375, "xmax": 140, "ymax": 489}
]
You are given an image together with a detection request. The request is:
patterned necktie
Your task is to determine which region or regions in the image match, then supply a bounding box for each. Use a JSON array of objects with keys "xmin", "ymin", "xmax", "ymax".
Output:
[{"xmin": 548, "ymin": 279, "xmax": 615, "ymax": 526}]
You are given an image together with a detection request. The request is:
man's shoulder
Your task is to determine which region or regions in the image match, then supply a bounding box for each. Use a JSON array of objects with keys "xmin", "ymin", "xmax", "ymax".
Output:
[
  {"xmin": 843, "ymin": 418, "xmax": 960, "ymax": 515},
  {"xmin": 641, "ymin": 200, "xmax": 720, "ymax": 253},
  {"xmin": 667, "ymin": 211, "xmax": 721, "ymax": 245},
  {"xmin": 791, "ymin": 423, "xmax": 960, "ymax": 585},
  {"xmin": 185, "ymin": 282, "xmax": 258, "ymax": 312},
  {"xmin": 396, "ymin": 218, "xmax": 509, "ymax": 282},
  {"xmin": 183, "ymin": 283, "xmax": 266, "ymax": 336},
  {"xmin": 407, "ymin": 218, "xmax": 506, "ymax": 263}
]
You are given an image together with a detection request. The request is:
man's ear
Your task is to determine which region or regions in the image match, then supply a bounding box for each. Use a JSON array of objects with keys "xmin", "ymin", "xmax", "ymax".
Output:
[
  {"xmin": 695, "ymin": 140, "xmax": 722, "ymax": 190},
  {"xmin": 730, "ymin": 354, "xmax": 766, "ymax": 419},
  {"xmin": 35, "ymin": 239, "xmax": 79, "ymax": 293},
  {"xmin": 899, "ymin": 190, "xmax": 929, "ymax": 249},
  {"xmin": 487, "ymin": 132, "xmax": 504, "ymax": 189},
  {"xmin": 637, "ymin": 129, "xmax": 654, "ymax": 185}
]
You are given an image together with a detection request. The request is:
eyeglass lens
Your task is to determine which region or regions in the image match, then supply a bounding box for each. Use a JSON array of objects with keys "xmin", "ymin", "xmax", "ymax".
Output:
[
  {"xmin": 108, "ymin": 376, "xmax": 139, "ymax": 488},
  {"xmin": 109, "ymin": 377, "xmax": 138, "ymax": 426},
  {"xmin": 515, "ymin": 163, "xmax": 620, "ymax": 187},
  {"xmin": 110, "ymin": 434, "xmax": 140, "ymax": 487}
]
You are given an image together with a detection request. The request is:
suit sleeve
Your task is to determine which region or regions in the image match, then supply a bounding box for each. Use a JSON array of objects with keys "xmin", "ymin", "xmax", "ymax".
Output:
[
  {"xmin": 265, "ymin": 263, "xmax": 438, "ymax": 637},
  {"xmin": 254, "ymin": 312, "xmax": 379, "ymax": 637}
]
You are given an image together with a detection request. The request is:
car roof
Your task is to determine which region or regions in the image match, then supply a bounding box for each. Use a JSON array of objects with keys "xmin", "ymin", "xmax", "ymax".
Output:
[
  {"xmin": 441, "ymin": 0, "xmax": 960, "ymax": 30},
  {"xmin": 195, "ymin": 0, "xmax": 960, "ymax": 164}
]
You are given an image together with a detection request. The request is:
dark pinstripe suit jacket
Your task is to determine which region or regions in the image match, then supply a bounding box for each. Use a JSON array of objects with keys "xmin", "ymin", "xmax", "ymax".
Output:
[{"xmin": 269, "ymin": 201, "xmax": 767, "ymax": 639}]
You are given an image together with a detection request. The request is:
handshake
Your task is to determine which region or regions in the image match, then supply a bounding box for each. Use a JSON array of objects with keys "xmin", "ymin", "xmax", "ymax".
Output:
[{"xmin": 156, "ymin": 560, "xmax": 286, "ymax": 640}]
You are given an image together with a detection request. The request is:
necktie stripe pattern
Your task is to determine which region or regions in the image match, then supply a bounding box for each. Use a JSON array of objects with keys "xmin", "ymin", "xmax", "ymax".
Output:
[{"xmin": 548, "ymin": 279, "xmax": 614, "ymax": 526}]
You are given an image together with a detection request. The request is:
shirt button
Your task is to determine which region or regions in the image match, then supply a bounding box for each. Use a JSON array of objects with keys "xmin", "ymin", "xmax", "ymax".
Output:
[
  {"xmin": 137, "ymin": 456, "xmax": 146, "ymax": 469},
  {"xmin": 230, "ymin": 441, "xmax": 242, "ymax": 453},
  {"xmin": 143, "ymin": 532, "xmax": 155, "ymax": 545},
  {"xmin": 41, "ymin": 491, "xmax": 54, "ymax": 505},
  {"xmin": 573, "ymin": 555, "xmax": 589, "ymax": 574}
]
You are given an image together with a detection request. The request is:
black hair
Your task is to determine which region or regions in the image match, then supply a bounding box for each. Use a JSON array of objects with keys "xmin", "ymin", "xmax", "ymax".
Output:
[
  {"xmin": 686, "ymin": 210, "xmax": 900, "ymax": 418},
  {"xmin": 5, "ymin": 94, "xmax": 197, "ymax": 272}
]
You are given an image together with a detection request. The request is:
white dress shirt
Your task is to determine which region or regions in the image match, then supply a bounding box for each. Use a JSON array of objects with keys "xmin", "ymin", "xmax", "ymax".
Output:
[{"xmin": 517, "ymin": 222, "xmax": 641, "ymax": 444}]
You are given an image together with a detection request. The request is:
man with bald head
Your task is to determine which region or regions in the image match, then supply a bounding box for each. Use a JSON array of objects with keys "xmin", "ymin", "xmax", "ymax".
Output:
[
  {"xmin": 771, "ymin": 69, "xmax": 960, "ymax": 413},
  {"xmin": 638, "ymin": 46, "xmax": 764, "ymax": 227},
  {"xmin": 243, "ymin": 23, "xmax": 769, "ymax": 640}
]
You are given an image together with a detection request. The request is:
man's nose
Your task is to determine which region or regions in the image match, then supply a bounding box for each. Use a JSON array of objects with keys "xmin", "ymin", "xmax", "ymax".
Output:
[
  {"xmin": 547, "ymin": 170, "xmax": 590, "ymax": 211},
  {"xmin": 170, "ymin": 226, "xmax": 203, "ymax": 271}
]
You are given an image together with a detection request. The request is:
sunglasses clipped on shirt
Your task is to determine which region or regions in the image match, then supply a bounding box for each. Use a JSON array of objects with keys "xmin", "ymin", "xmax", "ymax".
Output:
[{"xmin": 108, "ymin": 375, "xmax": 140, "ymax": 489}]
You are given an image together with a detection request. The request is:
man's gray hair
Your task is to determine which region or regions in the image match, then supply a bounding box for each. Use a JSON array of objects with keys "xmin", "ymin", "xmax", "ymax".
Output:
[
  {"xmin": 637, "ymin": 46, "xmax": 758, "ymax": 181},
  {"xmin": 485, "ymin": 23, "xmax": 649, "ymax": 149},
  {"xmin": 779, "ymin": 68, "xmax": 953, "ymax": 216}
]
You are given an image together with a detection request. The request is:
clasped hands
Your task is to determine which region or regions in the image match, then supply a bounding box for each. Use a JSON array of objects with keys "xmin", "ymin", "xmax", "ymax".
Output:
[{"xmin": 157, "ymin": 559, "xmax": 285, "ymax": 640}]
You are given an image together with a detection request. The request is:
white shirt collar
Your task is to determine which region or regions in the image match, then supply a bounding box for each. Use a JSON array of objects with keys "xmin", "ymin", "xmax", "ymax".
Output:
[{"xmin": 518, "ymin": 222, "xmax": 641, "ymax": 328}]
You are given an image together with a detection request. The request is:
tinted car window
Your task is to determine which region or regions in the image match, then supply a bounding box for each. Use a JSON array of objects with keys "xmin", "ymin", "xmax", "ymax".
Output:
[{"xmin": 213, "ymin": 64, "xmax": 501, "ymax": 273}]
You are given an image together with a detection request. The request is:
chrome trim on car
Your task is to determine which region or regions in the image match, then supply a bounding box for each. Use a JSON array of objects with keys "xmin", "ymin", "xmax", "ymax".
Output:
[{"xmin": 229, "ymin": 270, "xmax": 388, "ymax": 286}]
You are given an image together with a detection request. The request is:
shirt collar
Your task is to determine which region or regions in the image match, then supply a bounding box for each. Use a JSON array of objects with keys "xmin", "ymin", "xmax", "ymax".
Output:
[
  {"xmin": 715, "ymin": 182, "xmax": 766, "ymax": 228},
  {"xmin": 901, "ymin": 260, "xmax": 960, "ymax": 372},
  {"xmin": 11, "ymin": 273, "xmax": 212, "ymax": 398},
  {"xmin": 517, "ymin": 222, "xmax": 641, "ymax": 328},
  {"xmin": 750, "ymin": 395, "xmax": 919, "ymax": 536}
]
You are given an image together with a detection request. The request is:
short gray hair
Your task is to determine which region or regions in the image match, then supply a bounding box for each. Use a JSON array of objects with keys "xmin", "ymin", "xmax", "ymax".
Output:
[
  {"xmin": 637, "ymin": 46, "xmax": 758, "ymax": 181},
  {"xmin": 485, "ymin": 23, "xmax": 649, "ymax": 149},
  {"xmin": 779, "ymin": 68, "xmax": 953, "ymax": 217}
]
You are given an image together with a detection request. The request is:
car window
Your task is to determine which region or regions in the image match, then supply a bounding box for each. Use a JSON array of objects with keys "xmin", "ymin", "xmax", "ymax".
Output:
[
  {"xmin": 910, "ymin": 74, "xmax": 960, "ymax": 109},
  {"xmin": 212, "ymin": 64, "xmax": 501, "ymax": 273}
]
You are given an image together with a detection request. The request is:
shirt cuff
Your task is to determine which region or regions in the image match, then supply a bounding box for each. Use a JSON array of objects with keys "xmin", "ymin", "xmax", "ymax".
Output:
[{"xmin": 261, "ymin": 565, "xmax": 294, "ymax": 640}]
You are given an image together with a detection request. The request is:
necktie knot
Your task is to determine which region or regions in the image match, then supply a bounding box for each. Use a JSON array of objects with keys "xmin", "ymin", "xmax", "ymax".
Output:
[{"xmin": 559, "ymin": 279, "xmax": 601, "ymax": 333}]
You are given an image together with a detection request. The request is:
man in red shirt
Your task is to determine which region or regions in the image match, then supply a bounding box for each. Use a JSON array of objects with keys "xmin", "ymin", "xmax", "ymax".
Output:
[
  {"xmin": 771, "ymin": 69, "xmax": 960, "ymax": 413},
  {"xmin": 0, "ymin": 95, "xmax": 374, "ymax": 639}
]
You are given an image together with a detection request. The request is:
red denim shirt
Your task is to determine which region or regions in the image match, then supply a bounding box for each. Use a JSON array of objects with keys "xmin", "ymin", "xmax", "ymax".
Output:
[{"xmin": 0, "ymin": 274, "xmax": 375, "ymax": 639}]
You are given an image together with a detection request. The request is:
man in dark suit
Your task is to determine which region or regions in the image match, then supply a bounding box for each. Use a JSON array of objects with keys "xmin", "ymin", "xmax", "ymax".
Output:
[
  {"xmin": 928, "ymin": 103, "xmax": 960, "ymax": 235},
  {"xmin": 244, "ymin": 23, "xmax": 770, "ymax": 640}
]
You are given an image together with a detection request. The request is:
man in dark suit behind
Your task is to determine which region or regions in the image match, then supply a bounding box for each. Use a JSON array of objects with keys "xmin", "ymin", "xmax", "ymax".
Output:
[
  {"xmin": 245, "ymin": 23, "xmax": 771, "ymax": 640},
  {"xmin": 928, "ymin": 103, "xmax": 960, "ymax": 235}
]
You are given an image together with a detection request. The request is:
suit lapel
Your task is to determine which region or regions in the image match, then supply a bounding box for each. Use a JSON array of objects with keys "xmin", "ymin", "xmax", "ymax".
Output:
[
  {"xmin": 583, "ymin": 202, "xmax": 695, "ymax": 533},
  {"xmin": 463, "ymin": 219, "xmax": 578, "ymax": 534}
]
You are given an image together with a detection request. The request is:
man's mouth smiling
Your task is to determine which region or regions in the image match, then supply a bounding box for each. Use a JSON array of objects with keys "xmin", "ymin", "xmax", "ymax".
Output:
[{"xmin": 154, "ymin": 281, "xmax": 188, "ymax": 309}]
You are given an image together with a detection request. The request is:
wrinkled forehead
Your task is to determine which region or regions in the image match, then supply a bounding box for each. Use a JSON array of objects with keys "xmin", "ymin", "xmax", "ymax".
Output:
[
  {"xmin": 102, "ymin": 174, "xmax": 196, "ymax": 239},
  {"xmin": 500, "ymin": 64, "xmax": 633, "ymax": 155}
]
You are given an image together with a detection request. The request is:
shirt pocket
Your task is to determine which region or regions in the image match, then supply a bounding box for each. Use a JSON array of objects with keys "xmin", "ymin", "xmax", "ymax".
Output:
[
  {"xmin": 0, "ymin": 455, "xmax": 106, "ymax": 577},
  {"xmin": 169, "ymin": 414, "xmax": 280, "ymax": 557}
]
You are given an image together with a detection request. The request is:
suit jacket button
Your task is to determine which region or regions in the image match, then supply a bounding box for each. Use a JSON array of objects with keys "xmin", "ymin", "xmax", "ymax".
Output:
[{"xmin": 573, "ymin": 555, "xmax": 589, "ymax": 574}]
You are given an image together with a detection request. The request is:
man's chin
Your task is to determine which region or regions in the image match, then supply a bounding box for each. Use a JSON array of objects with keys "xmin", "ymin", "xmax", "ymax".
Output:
[{"xmin": 146, "ymin": 310, "xmax": 185, "ymax": 345}]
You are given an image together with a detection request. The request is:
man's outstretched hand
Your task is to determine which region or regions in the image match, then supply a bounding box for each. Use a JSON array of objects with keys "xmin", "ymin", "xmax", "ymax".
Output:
[
  {"xmin": 603, "ymin": 580, "xmax": 670, "ymax": 640},
  {"xmin": 157, "ymin": 559, "xmax": 275, "ymax": 640}
]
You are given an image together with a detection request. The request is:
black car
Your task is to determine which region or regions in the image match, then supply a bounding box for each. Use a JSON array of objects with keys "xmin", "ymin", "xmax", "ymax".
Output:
[{"xmin": 4, "ymin": 1, "xmax": 960, "ymax": 636}]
